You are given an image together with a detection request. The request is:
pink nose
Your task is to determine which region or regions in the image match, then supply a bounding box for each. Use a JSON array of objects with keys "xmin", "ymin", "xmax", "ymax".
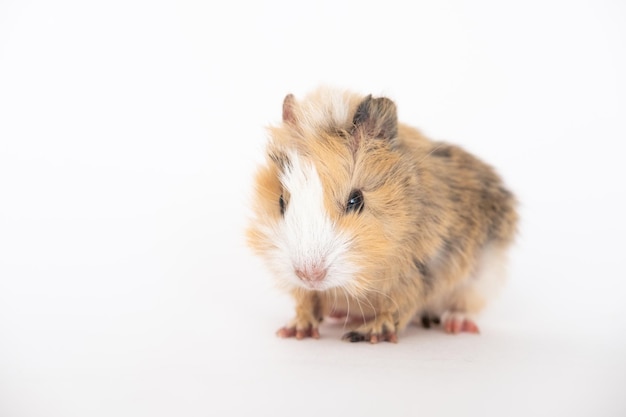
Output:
[{"xmin": 295, "ymin": 267, "xmax": 327, "ymax": 283}]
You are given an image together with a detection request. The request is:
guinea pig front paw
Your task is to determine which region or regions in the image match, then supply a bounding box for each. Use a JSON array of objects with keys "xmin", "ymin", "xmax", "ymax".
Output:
[
  {"xmin": 341, "ymin": 314, "xmax": 398, "ymax": 344},
  {"xmin": 441, "ymin": 311, "xmax": 480, "ymax": 334},
  {"xmin": 276, "ymin": 325, "xmax": 320, "ymax": 340},
  {"xmin": 276, "ymin": 317, "xmax": 321, "ymax": 340}
]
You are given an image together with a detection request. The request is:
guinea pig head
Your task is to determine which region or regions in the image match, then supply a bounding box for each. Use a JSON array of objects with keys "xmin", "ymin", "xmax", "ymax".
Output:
[{"xmin": 247, "ymin": 90, "xmax": 412, "ymax": 294}]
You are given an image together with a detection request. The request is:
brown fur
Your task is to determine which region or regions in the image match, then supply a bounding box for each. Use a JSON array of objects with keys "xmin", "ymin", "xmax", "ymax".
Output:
[{"xmin": 247, "ymin": 87, "xmax": 518, "ymax": 342}]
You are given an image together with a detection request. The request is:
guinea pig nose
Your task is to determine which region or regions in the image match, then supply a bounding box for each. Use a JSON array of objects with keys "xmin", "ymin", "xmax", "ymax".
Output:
[{"xmin": 295, "ymin": 266, "xmax": 327, "ymax": 282}]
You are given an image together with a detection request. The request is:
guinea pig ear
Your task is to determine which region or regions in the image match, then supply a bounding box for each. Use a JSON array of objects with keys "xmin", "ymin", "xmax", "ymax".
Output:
[
  {"xmin": 351, "ymin": 95, "xmax": 398, "ymax": 144},
  {"xmin": 282, "ymin": 93, "xmax": 297, "ymax": 125}
]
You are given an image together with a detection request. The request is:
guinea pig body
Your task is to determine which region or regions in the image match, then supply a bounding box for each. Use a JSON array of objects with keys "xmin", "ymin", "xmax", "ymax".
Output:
[{"xmin": 247, "ymin": 87, "xmax": 518, "ymax": 343}]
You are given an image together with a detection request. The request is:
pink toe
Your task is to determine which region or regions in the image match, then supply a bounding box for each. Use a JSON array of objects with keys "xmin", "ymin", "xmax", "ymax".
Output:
[
  {"xmin": 452, "ymin": 319, "xmax": 463, "ymax": 334},
  {"xmin": 277, "ymin": 327, "xmax": 296, "ymax": 338},
  {"xmin": 462, "ymin": 319, "xmax": 480, "ymax": 334}
]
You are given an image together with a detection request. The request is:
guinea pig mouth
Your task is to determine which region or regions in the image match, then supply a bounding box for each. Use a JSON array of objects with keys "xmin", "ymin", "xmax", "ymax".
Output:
[{"xmin": 294, "ymin": 266, "xmax": 328, "ymax": 290}]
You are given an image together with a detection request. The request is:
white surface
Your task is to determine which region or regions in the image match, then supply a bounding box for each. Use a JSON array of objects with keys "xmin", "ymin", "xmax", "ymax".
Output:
[{"xmin": 1, "ymin": 1, "xmax": 625, "ymax": 416}]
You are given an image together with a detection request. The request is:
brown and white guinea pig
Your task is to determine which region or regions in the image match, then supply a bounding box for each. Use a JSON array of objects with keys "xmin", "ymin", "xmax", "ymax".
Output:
[{"xmin": 246, "ymin": 87, "xmax": 518, "ymax": 343}]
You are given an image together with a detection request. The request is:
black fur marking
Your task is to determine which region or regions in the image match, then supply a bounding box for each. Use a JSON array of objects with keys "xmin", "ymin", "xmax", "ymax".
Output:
[
  {"xmin": 413, "ymin": 257, "xmax": 435, "ymax": 294},
  {"xmin": 352, "ymin": 95, "xmax": 373, "ymax": 128},
  {"xmin": 413, "ymin": 257, "xmax": 428, "ymax": 277},
  {"xmin": 332, "ymin": 127, "xmax": 349, "ymax": 139},
  {"xmin": 351, "ymin": 95, "xmax": 398, "ymax": 140},
  {"xmin": 421, "ymin": 314, "xmax": 441, "ymax": 328},
  {"xmin": 431, "ymin": 146, "xmax": 452, "ymax": 158},
  {"xmin": 269, "ymin": 152, "xmax": 291, "ymax": 171},
  {"xmin": 342, "ymin": 331, "xmax": 366, "ymax": 343}
]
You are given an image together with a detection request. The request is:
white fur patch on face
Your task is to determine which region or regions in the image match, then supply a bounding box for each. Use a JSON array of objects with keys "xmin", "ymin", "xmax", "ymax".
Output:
[{"xmin": 269, "ymin": 152, "xmax": 357, "ymax": 291}]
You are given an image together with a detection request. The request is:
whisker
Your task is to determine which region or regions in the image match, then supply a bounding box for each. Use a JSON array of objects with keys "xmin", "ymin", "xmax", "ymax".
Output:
[
  {"xmin": 417, "ymin": 143, "xmax": 445, "ymax": 165},
  {"xmin": 344, "ymin": 282, "xmax": 377, "ymax": 327},
  {"xmin": 342, "ymin": 290, "xmax": 351, "ymax": 333},
  {"xmin": 353, "ymin": 293, "xmax": 367, "ymax": 327},
  {"xmin": 355, "ymin": 286, "xmax": 377, "ymax": 325},
  {"xmin": 359, "ymin": 277, "xmax": 395, "ymax": 284},
  {"xmin": 363, "ymin": 286, "xmax": 401, "ymax": 314}
]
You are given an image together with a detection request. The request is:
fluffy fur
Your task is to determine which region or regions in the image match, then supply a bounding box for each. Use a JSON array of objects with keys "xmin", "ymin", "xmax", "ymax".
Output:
[{"xmin": 247, "ymin": 87, "xmax": 518, "ymax": 343}]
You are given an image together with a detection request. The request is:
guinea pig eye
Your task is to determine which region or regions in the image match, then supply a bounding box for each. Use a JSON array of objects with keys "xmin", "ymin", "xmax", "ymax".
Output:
[
  {"xmin": 346, "ymin": 189, "xmax": 364, "ymax": 214},
  {"xmin": 279, "ymin": 194, "xmax": 286, "ymax": 215}
]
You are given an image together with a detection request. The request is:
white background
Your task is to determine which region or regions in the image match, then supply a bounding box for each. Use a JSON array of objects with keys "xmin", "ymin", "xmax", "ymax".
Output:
[{"xmin": 1, "ymin": 1, "xmax": 625, "ymax": 416}]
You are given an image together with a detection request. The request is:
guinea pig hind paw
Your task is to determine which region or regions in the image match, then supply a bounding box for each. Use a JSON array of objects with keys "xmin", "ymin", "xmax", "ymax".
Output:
[
  {"xmin": 441, "ymin": 312, "xmax": 480, "ymax": 334},
  {"xmin": 341, "ymin": 330, "xmax": 398, "ymax": 344},
  {"xmin": 341, "ymin": 316, "xmax": 399, "ymax": 344},
  {"xmin": 342, "ymin": 331, "xmax": 367, "ymax": 343}
]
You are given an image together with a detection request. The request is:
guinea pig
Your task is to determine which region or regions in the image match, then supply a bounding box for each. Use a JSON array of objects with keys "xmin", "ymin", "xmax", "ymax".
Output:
[{"xmin": 246, "ymin": 87, "xmax": 518, "ymax": 343}]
